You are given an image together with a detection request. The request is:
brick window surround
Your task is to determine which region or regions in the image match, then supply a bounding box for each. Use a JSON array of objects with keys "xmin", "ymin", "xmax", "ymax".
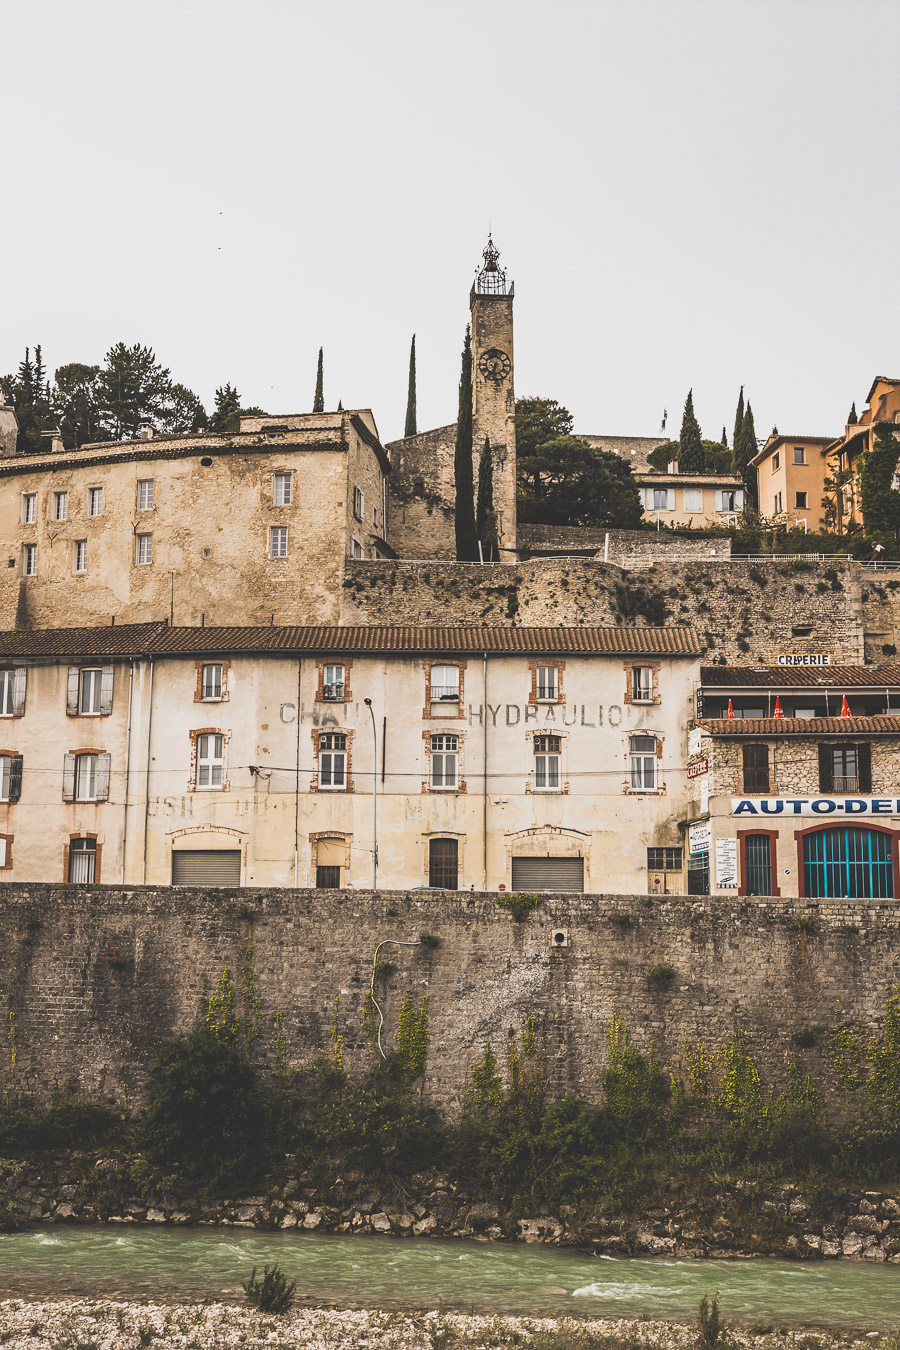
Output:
[
  {"xmin": 421, "ymin": 728, "xmax": 467, "ymax": 793},
  {"xmin": 737, "ymin": 829, "xmax": 781, "ymax": 896},
  {"xmin": 622, "ymin": 733, "xmax": 665, "ymax": 794},
  {"xmin": 422, "ymin": 661, "xmax": 466, "ymax": 720},
  {"xmin": 315, "ymin": 659, "xmax": 353, "ymax": 703},
  {"xmin": 310, "ymin": 728, "xmax": 355, "ymax": 792},
  {"xmin": 308, "ymin": 831, "xmax": 352, "ymax": 876},
  {"xmin": 524, "ymin": 727, "xmax": 569, "ymax": 794},
  {"xmin": 623, "ymin": 662, "xmax": 661, "ymax": 706},
  {"xmin": 0, "ymin": 834, "xmax": 12, "ymax": 869},
  {"xmin": 529, "ymin": 661, "xmax": 566, "ymax": 704},
  {"xmin": 63, "ymin": 833, "xmax": 101, "ymax": 883},
  {"xmin": 188, "ymin": 728, "xmax": 231, "ymax": 792},
  {"xmin": 193, "ymin": 661, "xmax": 230, "ymax": 703}
]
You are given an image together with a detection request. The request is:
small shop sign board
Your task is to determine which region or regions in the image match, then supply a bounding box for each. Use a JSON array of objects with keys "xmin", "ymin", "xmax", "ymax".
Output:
[{"xmin": 687, "ymin": 758, "xmax": 708, "ymax": 778}]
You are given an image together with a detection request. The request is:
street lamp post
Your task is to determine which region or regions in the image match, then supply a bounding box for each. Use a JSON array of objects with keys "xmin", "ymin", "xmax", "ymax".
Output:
[{"xmin": 363, "ymin": 698, "xmax": 378, "ymax": 889}]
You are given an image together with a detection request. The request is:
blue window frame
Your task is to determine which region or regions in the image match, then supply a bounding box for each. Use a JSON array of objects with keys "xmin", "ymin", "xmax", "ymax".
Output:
[{"xmin": 802, "ymin": 827, "xmax": 894, "ymax": 899}]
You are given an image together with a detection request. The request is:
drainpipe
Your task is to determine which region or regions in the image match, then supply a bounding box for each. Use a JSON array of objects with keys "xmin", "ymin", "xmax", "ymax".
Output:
[
  {"xmin": 141, "ymin": 657, "xmax": 155, "ymax": 884},
  {"xmin": 293, "ymin": 659, "xmax": 302, "ymax": 887},
  {"xmin": 364, "ymin": 697, "xmax": 378, "ymax": 889},
  {"xmin": 483, "ymin": 652, "xmax": 488, "ymax": 890},
  {"xmin": 121, "ymin": 659, "xmax": 135, "ymax": 883}
]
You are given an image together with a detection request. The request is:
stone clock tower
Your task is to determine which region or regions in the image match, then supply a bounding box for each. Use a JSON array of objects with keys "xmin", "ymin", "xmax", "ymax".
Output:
[{"xmin": 470, "ymin": 236, "xmax": 516, "ymax": 557}]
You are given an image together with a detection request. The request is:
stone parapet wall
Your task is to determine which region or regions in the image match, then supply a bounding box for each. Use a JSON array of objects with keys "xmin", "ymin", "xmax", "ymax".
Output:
[
  {"xmin": 1, "ymin": 884, "xmax": 897, "ymax": 1112},
  {"xmin": 517, "ymin": 525, "xmax": 733, "ymax": 562}
]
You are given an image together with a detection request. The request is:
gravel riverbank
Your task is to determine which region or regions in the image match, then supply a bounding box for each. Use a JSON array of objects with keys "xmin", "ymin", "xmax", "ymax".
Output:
[{"xmin": 0, "ymin": 1300, "xmax": 889, "ymax": 1349}]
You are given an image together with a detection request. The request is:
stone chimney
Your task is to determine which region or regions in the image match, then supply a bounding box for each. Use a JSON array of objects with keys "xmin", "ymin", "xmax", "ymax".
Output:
[{"xmin": 139, "ymin": 421, "xmax": 154, "ymax": 441}]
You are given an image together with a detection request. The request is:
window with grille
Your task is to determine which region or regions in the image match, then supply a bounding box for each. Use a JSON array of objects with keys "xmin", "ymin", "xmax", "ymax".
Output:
[
  {"xmin": 23, "ymin": 545, "xmax": 37, "ymax": 576},
  {"xmin": 0, "ymin": 756, "xmax": 22, "ymax": 803},
  {"xmin": 201, "ymin": 664, "xmax": 223, "ymax": 700},
  {"xmin": 22, "ymin": 494, "xmax": 36, "ymax": 525},
  {"xmin": 429, "ymin": 837, "xmax": 458, "ymax": 888},
  {"xmin": 89, "ymin": 487, "xmax": 103, "ymax": 516},
  {"xmin": 136, "ymin": 533, "xmax": 153, "ymax": 564},
  {"xmin": 688, "ymin": 851, "xmax": 710, "ymax": 894},
  {"xmin": 137, "ymin": 479, "xmax": 154, "ymax": 510},
  {"xmin": 648, "ymin": 847, "xmax": 682, "ymax": 870},
  {"xmin": 54, "ymin": 491, "xmax": 68, "ymax": 521},
  {"xmin": 742, "ymin": 743, "xmax": 770, "ymax": 793},
  {"xmin": 430, "ymin": 733, "xmax": 458, "ymax": 789},
  {"xmin": 629, "ymin": 734, "xmax": 657, "ymax": 790},
  {"xmin": 632, "ymin": 665, "xmax": 653, "ymax": 702},
  {"xmin": 323, "ymin": 664, "xmax": 345, "ymax": 701},
  {"xmin": 535, "ymin": 666, "xmax": 558, "ymax": 701},
  {"xmin": 196, "ymin": 733, "xmax": 225, "ymax": 789},
  {"xmin": 430, "ymin": 665, "xmax": 459, "ymax": 702},
  {"xmin": 534, "ymin": 734, "xmax": 561, "ymax": 790},
  {"xmin": 273, "ymin": 472, "xmax": 292, "ymax": 505},
  {"xmin": 744, "ymin": 834, "xmax": 773, "ymax": 896},
  {"xmin": 270, "ymin": 526, "xmax": 288, "ymax": 558},
  {"xmin": 74, "ymin": 540, "xmax": 87, "ymax": 573},
  {"xmin": 319, "ymin": 732, "xmax": 347, "ymax": 789},
  {"xmin": 68, "ymin": 837, "xmax": 96, "ymax": 884}
]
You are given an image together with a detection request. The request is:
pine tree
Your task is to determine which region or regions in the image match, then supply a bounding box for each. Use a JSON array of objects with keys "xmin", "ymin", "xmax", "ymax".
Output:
[
  {"xmin": 721, "ymin": 426, "xmax": 728, "ymax": 448},
  {"xmin": 848, "ymin": 402, "xmax": 858, "ymax": 425},
  {"xmin": 6, "ymin": 346, "xmax": 56, "ymax": 453},
  {"xmin": 404, "ymin": 335, "xmax": 417, "ymax": 437},
  {"xmin": 476, "ymin": 436, "xmax": 499, "ymax": 561},
  {"xmin": 732, "ymin": 387, "xmax": 744, "ymax": 468},
  {"xmin": 210, "ymin": 383, "xmax": 241, "ymax": 433},
  {"xmin": 453, "ymin": 326, "xmax": 477, "ymax": 561},
  {"xmin": 98, "ymin": 342, "xmax": 174, "ymax": 440},
  {"xmin": 312, "ymin": 348, "xmax": 324, "ymax": 413},
  {"xmin": 677, "ymin": 389, "xmax": 705, "ymax": 473}
]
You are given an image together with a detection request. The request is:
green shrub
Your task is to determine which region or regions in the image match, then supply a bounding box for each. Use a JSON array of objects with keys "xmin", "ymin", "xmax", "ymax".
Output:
[
  {"xmin": 242, "ymin": 1263, "xmax": 296, "ymax": 1313},
  {"xmin": 496, "ymin": 892, "xmax": 542, "ymax": 922},
  {"xmin": 792, "ymin": 913, "xmax": 815, "ymax": 933},
  {"xmin": 0, "ymin": 1099, "xmax": 121, "ymax": 1153},
  {"xmin": 792, "ymin": 1028, "xmax": 817, "ymax": 1048},
  {"xmin": 648, "ymin": 964, "xmax": 676, "ymax": 982},
  {"xmin": 418, "ymin": 932, "xmax": 442, "ymax": 949},
  {"xmin": 698, "ymin": 1292, "xmax": 722, "ymax": 1347}
]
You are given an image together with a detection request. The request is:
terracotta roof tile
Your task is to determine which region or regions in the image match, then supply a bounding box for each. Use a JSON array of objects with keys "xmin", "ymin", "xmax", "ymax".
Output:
[
  {"xmin": 0, "ymin": 621, "xmax": 700, "ymax": 659},
  {"xmin": 699, "ymin": 716, "xmax": 900, "ymax": 736},
  {"xmin": 701, "ymin": 665, "xmax": 900, "ymax": 688}
]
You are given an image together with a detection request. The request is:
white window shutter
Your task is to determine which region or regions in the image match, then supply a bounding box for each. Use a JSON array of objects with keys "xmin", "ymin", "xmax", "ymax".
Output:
[
  {"xmin": 100, "ymin": 665, "xmax": 114, "ymax": 715},
  {"xmin": 667, "ymin": 489, "xmax": 675, "ymax": 510},
  {"xmin": 13, "ymin": 667, "xmax": 26, "ymax": 717},
  {"xmin": 66, "ymin": 667, "xmax": 80, "ymax": 716},
  {"xmin": 715, "ymin": 491, "xmax": 723, "ymax": 511},
  {"xmin": 638, "ymin": 488, "xmax": 647, "ymax": 508},
  {"xmin": 736, "ymin": 490, "xmax": 744, "ymax": 509},
  {"xmin": 96, "ymin": 753, "xmax": 111, "ymax": 801},
  {"xmin": 62, "ymin": 754, "xmax": 76, "ymax": 801}
]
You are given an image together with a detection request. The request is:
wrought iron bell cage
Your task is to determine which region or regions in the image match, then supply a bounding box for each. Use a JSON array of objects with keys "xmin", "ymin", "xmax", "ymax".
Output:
[{"xmin": 475, "ymin": 235, "xmax": 508, "ymax": 295}]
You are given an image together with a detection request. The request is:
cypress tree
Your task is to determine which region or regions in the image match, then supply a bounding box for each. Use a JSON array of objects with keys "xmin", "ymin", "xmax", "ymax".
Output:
[
  {"xmin": 733, "ymin": 403, "xmax": 758, "ymax": 504},
  {"xmin": 476, "ymin": 436, "xmax": 499, "ymax": 561},
  {"xmin": 404, "ymin": 335, "xmax": 417, "ymax": 437},
  {"xmin": 312, "ymin": 348, "xmax": 324, "ymax": 413},
  {"xmin": 721, "ymin": 426, "xmax": 728, "ymax": 448},
  {"xmin": 337, "ymin": 399, "xmax": 343, "ymax": 411},
  {"xmin": 732, "ymin": 387, "xmax": 744, "ymax": 471},
  {"xmin": 848, "ymin": 402, "xmax": 858, "ymax": 425},
  {"xmin": 677, "ymin": 389, "xmax": 705, "ymax": 473},
  {"xmin": 453, "ymin": 326, "xmax": 477, "ymax": 561}
]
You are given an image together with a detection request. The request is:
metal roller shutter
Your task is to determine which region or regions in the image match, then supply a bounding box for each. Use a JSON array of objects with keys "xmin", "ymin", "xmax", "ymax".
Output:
[
  {"xmin": 510, "ymin": 857, "xmax": 584, "ymax": 893},
  {"xmin": 172, "ymin": 849, "xmax": 242, "ymax": 886}
]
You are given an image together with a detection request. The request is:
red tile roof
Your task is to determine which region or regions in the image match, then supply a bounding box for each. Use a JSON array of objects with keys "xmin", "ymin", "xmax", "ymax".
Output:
[
  {"xmin": 699, "ymin": 716, "xmax": 900, "ymax": 736},
  {"xmin": 0, "ymin": 621, "xmax": 701, "ymax": 659},
  {"xmin": 701, "ymin": 665, "xmax": 900, "ymax": 688}
]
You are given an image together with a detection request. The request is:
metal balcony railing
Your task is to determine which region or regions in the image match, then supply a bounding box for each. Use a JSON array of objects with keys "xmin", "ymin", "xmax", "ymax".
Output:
[
  {"xmin": 430, "ymin": 687, "xmax": 459, "ymax": 701},
  {"xmin": 832, "ymin": 775, "xmax": 859, "ymax": 792}
]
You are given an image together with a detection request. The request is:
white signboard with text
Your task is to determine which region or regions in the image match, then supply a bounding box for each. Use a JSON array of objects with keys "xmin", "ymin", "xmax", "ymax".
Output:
[
  {"xmin": 715, "ymin": 837, "xmax": 738, "ymax": 888},
  {"xmin": 689, "ymin": 821, "xmax": 711, "ymax": 854}
]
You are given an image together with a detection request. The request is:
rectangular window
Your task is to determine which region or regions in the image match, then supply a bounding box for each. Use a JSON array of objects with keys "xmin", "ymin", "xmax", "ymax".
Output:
[
  {"xmin": 0, "ymin": 756, "xmax": 22, "ymax": 803},
  {"xmin": 744, "ymin": 834, "xmax": 773, "ymax": 896},
  {"xmin": 353, "ymin": 487, "xmax": 365, "ymax": 521},
  {"xmin": 429, "ymin": 837, "xmax": 458, "ymax": 888},
  {"xmin": 742, "ymin": 743, "xmax": 770, "ymax": 793},
  {"xmin": 684, "ymin": 488, "xmax": 702, "ymax": 512},
  {"xmin": 323, "ymin": 664, "xmax": 345, "ymax": 701},
  {"xmin": 270, "ymin": 526, "xmax": 288, "ymax": 558},
  {"xmin": 273, "ymin": 472, "xmax": 292, "ymax": 505},
  {"xmin": 75, "ymin": 753, "xmax": 99, "ymax": 801},
  {"xmin": 79, "ymin": 668, "xmax": 103, "ymax": 715},
  {"xmin": 774, "ymin": 492, "xmax": 783, "ymax": 514},
  {"xmin": 22, "ymin": 494, "xmax": 36, "ymax": 525},
  {"xmin": 534, "ymin": 733, "xmax": 561, "ymax": 790},
  {"xmin": 196, "ymin": 733, "xmax": 225, "ymax": 789},
  {"xmin": 350, "ymin": 538, "xmax": 365, "ymax": 559},
  {"xmin": 74, "ymin": 540, "xmax": 87, "ymax": 573},
  {"xmin": 831, "ymin": 745, "xmax": 858, "ymax": 792},
  {"xmin": 772, "ymin": 453, "xmax": 780, "ymax": 472},
  {"xmin": 137, "ymin": 479, "xmax": 154, "ymax": 511},
  {"xmin": 793, "ymin": 447, "xmax": 806, "ymax": 464},
  {"xmin": 535, "ymin": 666, "xmax": 558, "ymax": 701},
  {"xmin": 652, "ymin": 488, "xmax": 668, "ymax": 510},
  {"xmin": 632, "ymin": 665, "xmax": 653, "ymax": 703},
  {"xmin": 717, "ymin": 490, "xmax": 741, "ymax": 512},
  {"xmin": 201, "ymin": 664, "xmax": 223, "ymax": 701},
  {"xmin": 68, "ymin": 837, "xmax": 96, "ymax": 883},
  {"xmin": 136, "ymin": 533, "xmax": 153, "ymax": 565},
  {"xmin": 430, "ymin": 733, "xmax": 458, "ymax": 789},
  {"xmin": 89, "ymin": 487, "xmax": 103, "ymax": 517},
  {"xmin": 319, "ymin": 731, "xmax": 347, "ymax": 789},
  {"xmin": 629, "ymin": 734, "xmax": 657, "ymax": 790},
  {"xmin": 648, "ymin": 847, "xmax": 683, "ymax": 870},
  {"xmin": 795, "ymin": 491, "xmax": 808, "ymax": 509},
  {"xmin": 23, "ymin": 544, "xmax": 37, "ymax": 577},
  {"xmin": 54, "ymin": 491, "xmax": 68, "ymax": 521},
  {"xmin": 430, "ymin": 664, "xmax": 460, "ymax": 702},
  {"xmin": 0, "ymin": 671, "xmax": 16, "ymax": 717}
]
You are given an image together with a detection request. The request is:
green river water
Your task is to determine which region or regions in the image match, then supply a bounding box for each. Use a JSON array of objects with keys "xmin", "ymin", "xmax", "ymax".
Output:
[{"xmin": 0, "ymin": 1227, "xmax": 897, "ymax": 1328}]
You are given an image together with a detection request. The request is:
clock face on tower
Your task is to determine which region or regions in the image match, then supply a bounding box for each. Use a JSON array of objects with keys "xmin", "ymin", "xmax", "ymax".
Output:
[{"xmin": 478, "ymin": 348, "xmax": 511, "ymax": 384}]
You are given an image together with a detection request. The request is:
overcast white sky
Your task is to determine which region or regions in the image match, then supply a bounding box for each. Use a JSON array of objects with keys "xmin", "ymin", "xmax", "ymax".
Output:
[{"xmin": 3, "ymin": 0, "xmax": 898, "ymax": 446}]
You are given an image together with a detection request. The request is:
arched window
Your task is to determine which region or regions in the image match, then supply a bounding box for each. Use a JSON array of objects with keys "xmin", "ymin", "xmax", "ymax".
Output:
[{"xmin": 802, "ymin": 827, "xmax": 894, "ymax": 899}]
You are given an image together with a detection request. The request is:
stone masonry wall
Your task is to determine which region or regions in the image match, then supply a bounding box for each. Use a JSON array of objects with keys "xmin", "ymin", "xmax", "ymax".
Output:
[
  {"xmin": 1, "ymin": 884, "xmax": 897, "ymax": 1115},
  {"xmin": 518, "ymin": 525, "xmax": 733, "ymax": 562}
]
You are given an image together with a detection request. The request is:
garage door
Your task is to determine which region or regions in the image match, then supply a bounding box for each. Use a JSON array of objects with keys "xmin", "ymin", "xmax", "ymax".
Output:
[
  {"xmin": 510, "ymin": 856, "xmax": 584, "ymax": 893},
  {"xmin": 171, "ymin": 849, "xmax": 242, "ymax": 886}
]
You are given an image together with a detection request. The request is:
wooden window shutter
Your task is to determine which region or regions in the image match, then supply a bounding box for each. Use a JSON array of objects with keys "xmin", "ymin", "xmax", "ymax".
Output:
[
  {"xmin": 100, "ymin": 665, "xmax": 114, "ymax": 715},
  {"xmin": 13, "ymin": 668, "xmax": 26, "ymax": 717},
  {"xmin": 62, "ymin": 754, "xmax": 76, "ymax": 801},
  {"xmin": 742, "ymin": 743, "xmax": 769, "ymax": 793},
  {"xmin": 857, "ymin": 743, "xmax": 872, "ymax": 793},
  {"xmin": 8, "ymin": 756, "xmax": 22, "ymax": 803},
  {"xmin": 95, "ymin": 753, "xmax": 111, "ymax": 801},
  {"xmin": 66, "ymin": 667, "xmax": 80, "ymax": 716},
  {"xmin": 818, "ymin": 744, "xmax": 832, "ymax": 792}
]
